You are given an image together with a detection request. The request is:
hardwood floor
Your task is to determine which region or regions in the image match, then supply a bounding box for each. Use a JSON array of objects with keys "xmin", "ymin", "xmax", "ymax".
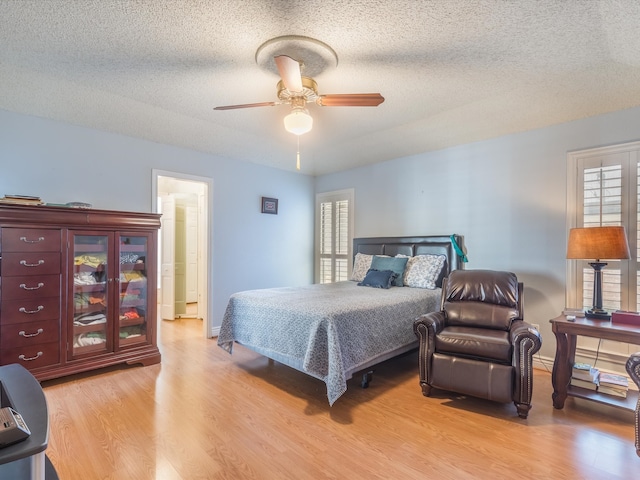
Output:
[{"xmin": 42, "ymin": 318, "xmax": 639, "ymax": 479}]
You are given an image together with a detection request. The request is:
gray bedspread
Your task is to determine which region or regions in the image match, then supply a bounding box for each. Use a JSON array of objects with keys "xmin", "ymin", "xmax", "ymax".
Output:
[{"xmin": 217, "ymin": 281, "xmax": 441, "ymax": 405}]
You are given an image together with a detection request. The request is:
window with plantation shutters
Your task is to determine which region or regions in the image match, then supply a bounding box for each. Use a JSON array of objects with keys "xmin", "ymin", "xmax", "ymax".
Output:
[
  {"xmin": 579, "ymin": 164, "xmax": 625, "ymax": 312},
  {"xmin": 316, "ymin": 189, "xmax": 354, "ymax": 284},
  {"xmin": 567, "ymin": 142, "xmax": 640, "ymax": 356}
]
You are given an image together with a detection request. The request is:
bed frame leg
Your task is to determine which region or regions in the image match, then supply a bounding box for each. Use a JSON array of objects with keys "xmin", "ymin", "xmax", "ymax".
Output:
[{"xmin": 361, "ymin": 371, "xmax": 373, "ymax": 388}]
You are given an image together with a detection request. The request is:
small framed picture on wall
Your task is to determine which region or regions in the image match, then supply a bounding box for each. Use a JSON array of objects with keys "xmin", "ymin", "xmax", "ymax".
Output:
[{"xmin": 261, "ymin": 197, "xmax": 278, "ymax": 215}]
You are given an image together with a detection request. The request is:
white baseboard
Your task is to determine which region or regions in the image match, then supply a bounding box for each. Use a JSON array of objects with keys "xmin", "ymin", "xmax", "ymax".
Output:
[{"xmin": 533, "ymin": 354, "xmax": 554, "ymax": 373}]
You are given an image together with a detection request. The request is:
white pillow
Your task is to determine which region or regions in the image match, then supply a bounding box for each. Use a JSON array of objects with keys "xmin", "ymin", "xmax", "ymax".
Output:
[
  {"xmin": 397, "ymin": 254, "xmax": 446, "ymax": 289},
  {"xmin": 351, "ymin": 253, "xmax": 373, "ymax": 282}
]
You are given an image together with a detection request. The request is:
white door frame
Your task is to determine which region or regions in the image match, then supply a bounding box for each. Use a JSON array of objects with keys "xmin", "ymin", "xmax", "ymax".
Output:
[
  {"xmin": 152, "ymin": 169, "xmax": 213, "ymax": 338},
  {"xmin": 160, "ymin": 193, "xmax": 176, "ymax": 321}
]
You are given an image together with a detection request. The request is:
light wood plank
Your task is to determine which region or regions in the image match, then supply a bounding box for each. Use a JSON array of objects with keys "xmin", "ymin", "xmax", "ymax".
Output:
[{"xmin": 42, "ymin": 318, "xmax": 639, "ymax": 479}]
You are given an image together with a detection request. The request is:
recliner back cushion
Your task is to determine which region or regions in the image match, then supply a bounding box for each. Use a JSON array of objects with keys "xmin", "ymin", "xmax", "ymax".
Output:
[
  {"xmin": 444, "ymin": 270, "xmax": 520, "ymax": 330},
  {"xmin": 446, "ymin": 270, "xmax": 519, "ymax": 307}
]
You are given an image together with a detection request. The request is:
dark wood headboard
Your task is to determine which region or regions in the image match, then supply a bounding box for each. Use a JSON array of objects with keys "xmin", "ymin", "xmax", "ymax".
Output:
[{"xmin": 352, "ymin": 235, "xmax": 464, "ymax": 288}]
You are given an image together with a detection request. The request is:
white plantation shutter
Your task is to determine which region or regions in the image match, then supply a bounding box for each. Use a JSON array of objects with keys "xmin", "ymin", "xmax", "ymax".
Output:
[
  {"xmin": 319, "ymin": 201, "xmax": 333, "ymax": 284},
  {"xmin": 580, "ymin": 164, "xmax": 624, "ymax": 312},
  {"xmin": 316, "ymin": 190, "xmax": 354, "ymax": 284}
]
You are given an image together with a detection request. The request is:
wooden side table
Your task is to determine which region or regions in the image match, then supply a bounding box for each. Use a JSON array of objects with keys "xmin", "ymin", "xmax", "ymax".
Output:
[{"xmin": 549, "ymin": 315, "xmax": 640, "ymax": 411}]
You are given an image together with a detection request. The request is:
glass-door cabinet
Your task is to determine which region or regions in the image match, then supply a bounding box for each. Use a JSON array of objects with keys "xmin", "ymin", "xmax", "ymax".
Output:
[
  {"xmin": 69, "ymin": 231, "xmax": 154, "ymax": 360},
  {"xmin": 117, "ymin": 233, "xmax": 151, "ymax": 349},
  {"xmin": 70, "ymin": 232, "xmax": 114, "ymax": 358}
]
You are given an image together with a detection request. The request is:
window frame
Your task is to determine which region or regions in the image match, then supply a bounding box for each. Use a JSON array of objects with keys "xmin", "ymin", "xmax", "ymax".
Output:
[{"xmin": 566, "ymin": 142, "xmax": 640, "ymax": 310}]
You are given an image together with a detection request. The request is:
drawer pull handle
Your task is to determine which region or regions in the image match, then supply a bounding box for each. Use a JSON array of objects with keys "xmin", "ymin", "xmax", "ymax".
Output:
[
  {"xmin": 19, "ymin": 259, "xmax": 45, "ymax": 267},
  {"xmin": 19, "ymin": 328, "xmax": 44, "ymax": 338},
  {"xmin": 19, "ymin": 236, "xmax": 45, "ymax": 243},
  {"xmin": 18, "ymin": 352, "xmax": 43, "ymax": 362},
  {"xmin": 19, "ymin": 282, "xmax": 45, "ymax": 290},
  {"xmin": 19, "ymin": 305, "xmax": 44, "ymax": 314}
]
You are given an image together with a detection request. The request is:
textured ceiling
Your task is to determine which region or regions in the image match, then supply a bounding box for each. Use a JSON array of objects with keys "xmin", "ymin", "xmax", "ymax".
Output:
[{"xmin": 1, "ymin": 0, "xmax": 640, "ymax": 176}]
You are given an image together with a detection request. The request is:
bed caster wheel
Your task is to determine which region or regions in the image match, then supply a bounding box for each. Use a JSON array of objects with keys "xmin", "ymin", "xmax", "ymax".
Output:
[{"xmin": 361, "ymin": 371, "xmax": 373, "ymax": 388}]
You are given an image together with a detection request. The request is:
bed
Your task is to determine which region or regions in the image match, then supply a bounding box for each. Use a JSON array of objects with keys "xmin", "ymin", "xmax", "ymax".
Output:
[{"xmin": 217, "ymin": 235, "xmax": 464, "ymax": 405}]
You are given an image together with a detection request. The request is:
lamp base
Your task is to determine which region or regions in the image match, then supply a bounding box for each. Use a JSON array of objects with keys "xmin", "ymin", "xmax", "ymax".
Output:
[{"xmin": 585, "ymin": 309, "xmax": 611, "ymax": 320}]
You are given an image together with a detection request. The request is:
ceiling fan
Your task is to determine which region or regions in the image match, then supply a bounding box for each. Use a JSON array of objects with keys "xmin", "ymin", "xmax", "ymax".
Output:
[{"xmin": 214, "ymin": 54, "xmax": 385, "ymax": 136}]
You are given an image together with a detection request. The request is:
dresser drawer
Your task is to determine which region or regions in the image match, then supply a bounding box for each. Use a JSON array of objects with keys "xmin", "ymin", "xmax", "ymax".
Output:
[
  {"xmin": 0, "ymin": 252, "xmax": 61, "ymax": 276},
  {"xmin": 1, "ymin": 228, "xmax": 61, "ymax": 252},
  {"xmin": 0, "ymin": 318, "xmax": 60, "ymax": 349},
  {"xmin": 0, "ymin": 274, "xmax": 60, "ymax": 301},
  {"xmin": 0, "ymin": 341, "xmax": 60, "ymax": 369},
  {"xmin": 0, "ymin": 296, "xmax": 60, "ymax": 325}
]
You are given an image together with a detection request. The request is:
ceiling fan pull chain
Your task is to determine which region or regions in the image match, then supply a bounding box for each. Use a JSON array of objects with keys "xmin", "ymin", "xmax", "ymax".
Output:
[{"xmin": 296, "ymin": 136, "xmax": 301, "ymax": 171}]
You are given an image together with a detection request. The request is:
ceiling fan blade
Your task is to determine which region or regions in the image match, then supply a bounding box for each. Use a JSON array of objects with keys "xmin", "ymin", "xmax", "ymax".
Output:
[
  {"xmin": 274, "ymin": 55, "xmax": 303, "ymax": 93},
  {"xmin": 317, "ymin": 93, "xmax": 385, "ymax": 107},
  {"xmin": 214, "ymin": 102, "xmax": 277, "ymax": 110}
]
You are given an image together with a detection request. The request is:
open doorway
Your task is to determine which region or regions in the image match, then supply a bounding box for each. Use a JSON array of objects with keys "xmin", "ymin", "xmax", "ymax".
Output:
[{"xmin": 152, "ymin": 170, "xmax": 212, "ymax": 338}]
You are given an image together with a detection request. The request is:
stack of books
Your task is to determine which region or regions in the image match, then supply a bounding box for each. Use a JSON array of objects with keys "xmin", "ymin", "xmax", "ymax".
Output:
[
  {"xmin": 0, "ymin": 194, "xmax": 43, "ymax": 205},
  {"xmin": 570, "ymin": 362, "xmax": 599, "ymax": 390},
  {"xmin": 598, "ymin": 372, "xmax": 629, "ymax": 398}
]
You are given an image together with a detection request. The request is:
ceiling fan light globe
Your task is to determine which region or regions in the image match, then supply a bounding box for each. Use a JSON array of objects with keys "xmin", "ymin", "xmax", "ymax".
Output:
[{"xmin": 284, "ymin": 109, "xmax": 313, "ymax": 135}]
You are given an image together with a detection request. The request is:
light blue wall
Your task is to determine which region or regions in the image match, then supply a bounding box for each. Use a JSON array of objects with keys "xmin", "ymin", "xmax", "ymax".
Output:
[
  {"xmin": 316, "ymin": 106, "xmax": 640, "ymax": 360},
  {"xmin": 4, "ymin": 106, "xmax": 640, "ymax": 357},
  {"xmin": 0, "ymin": 109, "xmax": 315, "ymax": 328}
]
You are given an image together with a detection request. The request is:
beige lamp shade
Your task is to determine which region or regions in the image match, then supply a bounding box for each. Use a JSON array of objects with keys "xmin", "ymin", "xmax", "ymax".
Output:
[{"xmin": 566, "ymin": 226, "xmax": 631, "ymax": 260}]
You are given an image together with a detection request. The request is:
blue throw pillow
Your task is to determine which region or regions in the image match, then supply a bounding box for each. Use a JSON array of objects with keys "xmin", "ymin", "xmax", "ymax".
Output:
[
  {"xmin": 370, "ymin": 255, "xmax": 408, "ymax": 287},
  {"xmin": 357, "ymin": 269, "xmax": 398, "ymax": 289}
]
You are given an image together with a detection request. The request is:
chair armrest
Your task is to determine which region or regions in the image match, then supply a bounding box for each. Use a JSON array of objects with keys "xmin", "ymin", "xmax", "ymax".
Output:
[
  {"xmin": 509, "ymin": 320, "xmax": 542, "ymax": 406},
  {"xmin": 413, "ymin": 311, "xmax": 446, "ymax": 335},
  {"xmin": 414, "ymin": 311, "xmax": 446, "ymax": 386},
  {"xmin": 627, "ymin": 352, "xmax": 640, "ymax": 388},
  {"xmin": 509, "ymin": 320, "xmax": 542, "ymax": 353}
]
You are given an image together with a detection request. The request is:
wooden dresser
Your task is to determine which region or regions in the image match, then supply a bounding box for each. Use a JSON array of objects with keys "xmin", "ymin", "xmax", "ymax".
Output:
[{"xmin": 0, "ymin": 204, "xmax": 161, "ymax": 381}]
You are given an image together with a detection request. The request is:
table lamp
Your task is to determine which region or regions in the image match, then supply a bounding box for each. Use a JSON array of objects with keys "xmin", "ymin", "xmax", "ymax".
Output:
[{"xmin": 566, "ymin": 226, "xmax": 631, "ymax": 320}]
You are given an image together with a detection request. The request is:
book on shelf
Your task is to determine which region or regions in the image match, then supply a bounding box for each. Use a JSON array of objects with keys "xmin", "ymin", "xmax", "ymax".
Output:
[
  {"xmin": 0, "ymin": 194, "xmax": 43, "ymax": 205},
  {"xmin": 3, "ymin": 194, "xmax": 41, "ymax": 200},
  {"xmin": 599, "ymin": 372, "xmax": 629, "ymax": 388},
  {"xmin": 572, "ymin": 363, "xmax": 599, "ymax": 382},
  {"xmin": 570, "ymin": 377, "xmax": 599, "ymax": 390},
  {"xmin": 572, "ymin": 362, "xmax": 591, "ymax": 372},
  {"xmin": 611, "ymin": 310, "xmax": 640, "ymax": 327},
  {"xmin": 598, "ymin": 385, "xmax": 628, "ymax": 398}
]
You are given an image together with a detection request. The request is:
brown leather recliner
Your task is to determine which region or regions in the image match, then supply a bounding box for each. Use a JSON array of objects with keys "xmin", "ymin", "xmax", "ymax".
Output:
[{"xmin": 413, "ymin": 269, "xmax": 542, "ymax": 418}]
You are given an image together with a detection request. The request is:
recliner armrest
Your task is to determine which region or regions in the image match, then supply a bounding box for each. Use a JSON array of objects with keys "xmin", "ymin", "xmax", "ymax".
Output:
[
  {"xmin": 413, "ymin": 311, "xmax": 447, "ymax": 335},
  {"xmin": 414, "ymin": 311, "xmax": 446, "ymax": 389},
  {"xmin": 627, "ymin": 352, "xmax": 640, "ymax": 386},
  {"xmin": 509, "ymin": 320, "xmax": 542, "ymax": 409},
  {"xmin": 509, "ymin": 320, "xmax": 542, "ymax": 352}
]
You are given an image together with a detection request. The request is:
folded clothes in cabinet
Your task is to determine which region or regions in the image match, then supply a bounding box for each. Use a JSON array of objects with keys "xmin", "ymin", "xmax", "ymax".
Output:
[
  {"xmin": 74, "ymin": 271, "xmax": 105, "ymax": 285},
  {"xmin": 74, "ymin": 253, "xmax": 107, "ymax": 268},
  {"xmin": 73, "ymin": 312, "xmax": 107, "ymax": 326},
  {"xmin": 74, "ymin": 332, "xmax": 106, "ymax": 347}
]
